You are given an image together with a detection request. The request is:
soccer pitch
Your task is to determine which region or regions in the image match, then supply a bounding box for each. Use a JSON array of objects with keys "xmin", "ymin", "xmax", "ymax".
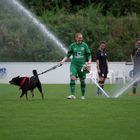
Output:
[{"xmin": 0, "ymin": 84, "xmax": 140, "ymax": 140}]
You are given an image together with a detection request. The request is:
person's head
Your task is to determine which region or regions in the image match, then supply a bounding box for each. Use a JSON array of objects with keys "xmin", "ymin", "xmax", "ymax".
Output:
[
  {"xmin": 135, "ymin": 38, "xmax": 140, "ymax": 48},
  {"xmin": 99, "ymin": 41, "xmax": 106, "ymax": 50},
  {"xmin": 75, "ymin": 32, "xmax": 83, "ymax": 44}
]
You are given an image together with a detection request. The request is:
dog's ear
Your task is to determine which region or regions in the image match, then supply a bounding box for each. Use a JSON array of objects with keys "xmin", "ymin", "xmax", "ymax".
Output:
[{"xmin": 17, "ymin": 75, "xmax": 20, "ymax": 78}]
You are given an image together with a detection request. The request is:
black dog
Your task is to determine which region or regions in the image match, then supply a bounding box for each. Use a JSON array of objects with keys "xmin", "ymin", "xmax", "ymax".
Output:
[{"xmin": 9, "ymin": 70, "xmax": 44, "ymax": 100}]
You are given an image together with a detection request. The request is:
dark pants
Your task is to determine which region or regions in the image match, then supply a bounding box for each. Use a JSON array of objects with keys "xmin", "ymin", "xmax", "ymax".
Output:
[
  {"xmin": 132, "ymin": 66, "xmax": 140, "ymax": 94},
  {"xmin": 98, "ymin": 67, "xmax": 108, "ymax": 78}
]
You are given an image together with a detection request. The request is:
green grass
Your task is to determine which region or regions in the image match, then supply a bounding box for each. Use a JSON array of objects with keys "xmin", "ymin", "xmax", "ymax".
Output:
[{"xmin": 0, "ymin": 84, "xmax": 140, "ymax": 140}]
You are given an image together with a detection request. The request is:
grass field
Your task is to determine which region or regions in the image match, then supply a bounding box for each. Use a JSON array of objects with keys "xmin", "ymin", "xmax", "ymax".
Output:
[{"xmin": 0, "ymin": 83, "xmax": 140, "ymax": 140}]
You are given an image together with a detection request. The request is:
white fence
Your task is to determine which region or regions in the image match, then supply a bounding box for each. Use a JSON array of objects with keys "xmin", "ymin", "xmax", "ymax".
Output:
[{"xmin": 0, "ymin": 62, "xmax": 133, "ymax": 84}]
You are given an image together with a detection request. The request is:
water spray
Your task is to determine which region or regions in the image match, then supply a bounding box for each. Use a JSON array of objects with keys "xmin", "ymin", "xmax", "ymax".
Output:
[
  {"xmin": 89, "ymin": 77, "xmax": 110, "ymax": 98},
  {"xmin": 7, "ymin": 0, "xmax": 67, "ymax": 54},
  {"xmin": 114, "ymin": 74, "xmax": 140, "ymax": 98}
]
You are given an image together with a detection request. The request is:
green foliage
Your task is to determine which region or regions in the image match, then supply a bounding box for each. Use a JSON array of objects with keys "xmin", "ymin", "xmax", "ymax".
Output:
[
  {"xmin": 41, "ymin": 5, "xmax": 140, "ymax": 61},
  {"xmin": 0, "ymin": 1, "xmax": 140, "ymax": 61},
  {"xmin": 104, "ymin": 0, "xmax": 140, "ymax": 16},
  {"xmin": 0, "ymin": 9, "xmax": 64, "ymax": 62},
  {"xmin": 20, "ymin": 0, "xmax": 140, "ymax": 16}
]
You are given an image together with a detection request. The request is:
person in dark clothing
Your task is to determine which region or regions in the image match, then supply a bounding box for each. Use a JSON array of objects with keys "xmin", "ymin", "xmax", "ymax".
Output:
[
  {"xmin": 131, "ymin": 38, "xmax": 140, "ymax": 95},
  {"xmin": 96, "ymin": 41, "xmax": 108, "ymax": 95}
]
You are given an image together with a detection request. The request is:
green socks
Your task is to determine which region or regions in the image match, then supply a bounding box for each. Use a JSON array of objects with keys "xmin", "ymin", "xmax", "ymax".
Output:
[
  {"xmin": 81, "ymin": 80, "xmax": 86, "ymax": 96},
  {"xmin": 70, "ymin": 80, "xmax": 76, "ymax": 95},
  {"xmin": 70, "ymin": 79, "xmax": 86, "ymax": 96}
]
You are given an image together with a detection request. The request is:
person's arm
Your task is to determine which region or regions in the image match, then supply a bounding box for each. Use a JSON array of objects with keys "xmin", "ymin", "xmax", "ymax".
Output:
[
  {"xmin": 96, "ymin": 59, "xmax": 100, "ymax": 73},
  {"xmin": 106, "ymin": 59, "xmax": 109, "ymax": 73},
  {"xmin": 96, "ymin": 51, "xmax": 100, "ymax": 73},
  {"xmin": 60, "ymin": 56, "xmax": 68, "ymax": 65},
  {"xmin": 106, "ymin": 51, "xmax": 109, "ymax": 73},
  {"xmin": 87, "ymin": 58, "xmax": 92, "ymax": 65},
  {"xmin": 60, "ymin": 44, "xmax": 73, "ymax": 65}
]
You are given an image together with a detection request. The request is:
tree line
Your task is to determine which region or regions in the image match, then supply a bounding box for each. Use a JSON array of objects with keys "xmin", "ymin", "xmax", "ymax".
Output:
[
  {"xmin": 22, "ymin": 0, "xmax": 140, "ymax": 17},
  {"xmin": 0, "ymin": 0, "xmax": 140, "ymax": 61}
]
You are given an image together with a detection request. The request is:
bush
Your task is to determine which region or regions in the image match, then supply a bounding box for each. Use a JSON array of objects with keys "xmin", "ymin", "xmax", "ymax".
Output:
[{"xmin": 0, "ymin": 2, "xmax": 140, "ymax": 61}]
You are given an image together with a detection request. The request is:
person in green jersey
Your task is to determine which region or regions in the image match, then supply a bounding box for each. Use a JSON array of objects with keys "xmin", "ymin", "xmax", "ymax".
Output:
[{"xmin": 60, "ymin": 32, "xmax": 92, "ymax": 99}]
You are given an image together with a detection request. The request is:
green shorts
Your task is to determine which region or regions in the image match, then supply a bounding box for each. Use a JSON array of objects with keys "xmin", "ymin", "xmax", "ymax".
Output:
[{"xmin": 70, "ymin": 63, "xmax": 86, "ymax": 79}]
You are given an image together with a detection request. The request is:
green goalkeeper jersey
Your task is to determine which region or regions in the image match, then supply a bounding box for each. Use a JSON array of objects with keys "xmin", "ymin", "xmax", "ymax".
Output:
[{"xmin": 66, "ymin": 42, "xmax": 91, "ymax": 66}]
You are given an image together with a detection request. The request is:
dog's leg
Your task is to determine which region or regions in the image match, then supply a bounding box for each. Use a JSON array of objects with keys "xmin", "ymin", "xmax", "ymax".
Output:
[
  {"xmin": 40, "ymin": 91, "xmax": 44, "ymax": 100},
  {"xmin": 33, "ymin": 70, "xmax": 44, "ymax": 100},
  {"xmin": 25, "ymin": 92, "xmax": 28, "ymax": 100},
  {"xmin": 37, "ymin": 83, "xmax": 44, "ymax": 100},
  {"xmin": 20, "ymin": 90, "xmax": 28, "ymax": 100},
  {"xmin": 31, "ymin": 90, "xmax": 34, "ymax": 98},
  {"xmin": 20, "ymin": 91, "xmax": 24, "ymax": 99}
]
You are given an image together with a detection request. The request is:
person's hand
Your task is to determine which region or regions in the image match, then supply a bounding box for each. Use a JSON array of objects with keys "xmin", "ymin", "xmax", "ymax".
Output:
[
  {"xmin": 107, "ymin": 69, "xmax": 109, "ymax": 73},
  {"xmin": 86, "ymin": 61, "xmax": 92, "ymax": 66},
  {"xmin": 97, "ymin": 69, "xmax": 100, "ymax": 74},
  {"xmin": 83, "ymin": 64, "xmax": 91, "ymax": 73},
  {"xmin": 85, "ymin": 61, "xmax": 92, "ymax": 73},
  {"xmin": 60, "ymin": 61, "xmax": 64, "ymax": 65},
  {"xmin": 60, "ymin": 57, "xmax": 68, "ymax": 65}
]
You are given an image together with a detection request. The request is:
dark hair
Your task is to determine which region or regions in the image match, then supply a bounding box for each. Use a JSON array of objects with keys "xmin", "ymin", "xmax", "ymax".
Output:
[{"xmin": 99, "ymin": 41, "xmax": 106, "ymax": 45}]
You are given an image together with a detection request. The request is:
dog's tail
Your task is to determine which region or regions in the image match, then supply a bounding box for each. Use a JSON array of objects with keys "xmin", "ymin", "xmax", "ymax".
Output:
[
  {"xmin": 33, "ymin": 69, "xmax": 38, "ymax": 76},
  {"xmin": 32, "ymin": 69, "xmax": 41, "ymax": 82}
]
